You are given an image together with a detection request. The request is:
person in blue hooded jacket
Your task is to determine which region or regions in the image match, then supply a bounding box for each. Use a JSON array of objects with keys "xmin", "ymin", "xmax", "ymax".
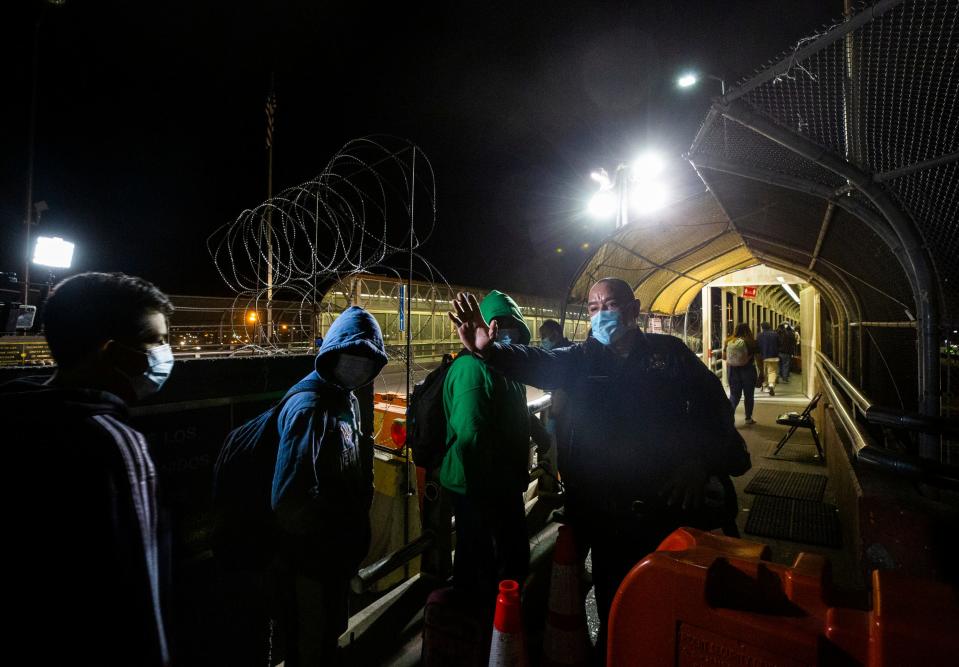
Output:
[
  {"xmin": 449, "ymin": 278, "xmax": 749, "ymax": 664},
  {"xmin": 272, "ymin": 305, "xmax": 388, "ymax": 666}
]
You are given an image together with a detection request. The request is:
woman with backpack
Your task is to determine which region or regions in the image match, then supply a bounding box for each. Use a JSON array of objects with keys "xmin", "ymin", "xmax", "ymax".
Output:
[{"xmin": 723, "ymin": 323, "xmax": 763, "ymax": 425}]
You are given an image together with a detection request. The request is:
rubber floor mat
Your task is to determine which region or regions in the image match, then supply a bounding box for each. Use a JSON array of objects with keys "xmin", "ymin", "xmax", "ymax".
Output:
[
  {"xmin": 744, "ymin": 496, "xmax": 841, "ymax": 548},
  {"xmin": 744, "ymin": 468, "xmax": 827, "ymax": 502}
]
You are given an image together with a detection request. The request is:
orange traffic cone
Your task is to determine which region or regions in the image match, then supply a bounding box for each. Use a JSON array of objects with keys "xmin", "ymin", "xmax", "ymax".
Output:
[
  {"xmin": 489, "ymin": 579, "xmax": 529, "ymax": 667},
  {"xmin": 542, "ymin": 525, "xmax": 591, "ymax": 667}
]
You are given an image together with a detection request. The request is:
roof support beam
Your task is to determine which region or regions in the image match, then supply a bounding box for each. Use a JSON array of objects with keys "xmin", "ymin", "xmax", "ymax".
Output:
[
  {"xmin": 717, "ymin": 99, "xmax": 940, "ymax": 454},
  {"xmin": 874, "ymin": 150, "xmax": 959, "ymax": 183},
  {"xmin": 808, "ymin": 202, "xmax": 835, "ymax": 272},
  {"xmin": 608, "ymin": 240, "xmax": 709, "ymax": 286}
]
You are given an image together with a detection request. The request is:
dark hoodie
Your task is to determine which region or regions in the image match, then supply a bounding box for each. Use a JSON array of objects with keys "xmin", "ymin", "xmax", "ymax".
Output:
[
  {"xmin": 271, "ymin": 306, "xmax": 388, "ymax": 577},
  {"xmin": 0, "ymin": 377, "xmax": 169, "ymax": 667}
]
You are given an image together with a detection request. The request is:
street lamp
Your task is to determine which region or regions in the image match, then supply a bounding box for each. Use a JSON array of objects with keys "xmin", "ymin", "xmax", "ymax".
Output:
[
  {"xmin": 676, "ymin": 71, "xmax": 727, "ymax": 95},
  {"xmin": 587, "ymin": 151, "xmax": 670, "ymax": 228}
]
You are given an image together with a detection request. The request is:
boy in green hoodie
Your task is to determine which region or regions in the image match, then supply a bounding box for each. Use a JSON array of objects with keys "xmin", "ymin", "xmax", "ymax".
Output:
[{"xmin": 440, "ymin": 290, "xmax": 532, "ymax": 607}]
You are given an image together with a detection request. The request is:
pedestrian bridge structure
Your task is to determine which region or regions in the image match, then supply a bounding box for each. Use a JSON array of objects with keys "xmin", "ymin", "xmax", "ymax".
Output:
[{"xmin": 1, "ymin": 1, "xmax": 956, "ymax": 663}]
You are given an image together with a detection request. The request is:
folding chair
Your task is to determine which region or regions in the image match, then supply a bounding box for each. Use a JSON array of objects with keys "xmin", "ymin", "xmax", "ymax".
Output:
[{"xmin": 773, "ymin": 392, "xmax": 824, "ymax": 459}]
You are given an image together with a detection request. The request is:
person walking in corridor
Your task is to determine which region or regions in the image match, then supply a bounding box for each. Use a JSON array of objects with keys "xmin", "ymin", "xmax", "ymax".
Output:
[
  {"xmin": 756, "ymin": 321, "xmax": 780, "ymax": 396},
  {"xmin": 778, "ymin": 323, "xmax": 797, "ymax": 383},
  {"xmin": 724, "ymin": 323, "xmax": 763, "ymax": 425}
]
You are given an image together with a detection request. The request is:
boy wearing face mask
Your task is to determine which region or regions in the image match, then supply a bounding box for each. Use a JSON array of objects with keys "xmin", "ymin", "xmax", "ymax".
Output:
[
  {"xmin": 1, "ymin": 272, "xmax": 174, "ymax": 667},
  {"xmin": 440, "ymin": 290, "xmax": 532, "ymax": 614},
  {"xmin": 449, "ymin": 278, "xmax": 747, "ymax": 663},
  {"xmin": 271, "ymin": 305, "xmax": 387, "ymax": 665},
  {"xmin": 539, "ymin": 319, "xmax": 572, "ymax": 351}
]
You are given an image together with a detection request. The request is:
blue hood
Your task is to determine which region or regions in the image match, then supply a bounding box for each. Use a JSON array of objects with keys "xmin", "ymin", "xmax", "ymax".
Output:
[{"xmin": 315, "ymin": 306, "xmax": 389, "ymax": 380}]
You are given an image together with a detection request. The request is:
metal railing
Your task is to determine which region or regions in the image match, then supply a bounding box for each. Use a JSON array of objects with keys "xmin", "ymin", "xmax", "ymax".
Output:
[{"xmin": 815, "ymin": 351, "xmax": 959, "ymax": 488}]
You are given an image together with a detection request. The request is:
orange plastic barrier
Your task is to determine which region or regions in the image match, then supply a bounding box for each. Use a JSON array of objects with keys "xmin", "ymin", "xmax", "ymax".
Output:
[
  {"xmin": 656, "ymin": 526, "xmax": 772, "ymax": 561},
  {"xmin": 608, "ymin": 527, "xmax": 958, "ymax": 666},
  {"xmin": 373, "ymin": 392, "xmax": 407, "ymax": 450}
]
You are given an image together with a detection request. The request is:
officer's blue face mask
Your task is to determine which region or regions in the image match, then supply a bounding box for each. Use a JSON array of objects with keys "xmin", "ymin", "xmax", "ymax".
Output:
[
  {"xmin": 590, "ymin": 310, "xmax": 631, "ymax": 346},
  {"xmin": 540, "ymin": 338, "xmax": 556, "ymax": 351},
  {"xmin": 121, "ymin": 343, "xmax": 174, "ymax": 399}
]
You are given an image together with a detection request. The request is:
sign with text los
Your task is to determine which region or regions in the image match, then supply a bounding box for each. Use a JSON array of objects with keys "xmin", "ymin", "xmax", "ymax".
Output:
[{"xmin": 743, "ymin": 286, "xmax": 757, "ymax": 299}]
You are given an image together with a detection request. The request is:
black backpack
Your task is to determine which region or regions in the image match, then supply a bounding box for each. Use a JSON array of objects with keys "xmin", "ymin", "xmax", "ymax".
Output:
[
  {"xmin": 211, "ymin": 376, "xmax": 324, "ymax": 570},
  {"xmin": 407, "ymin": 352, "xmax": 463, "ymax": 469}
]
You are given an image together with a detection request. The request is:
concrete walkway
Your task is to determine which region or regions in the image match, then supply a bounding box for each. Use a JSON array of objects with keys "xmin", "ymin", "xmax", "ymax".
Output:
[{"xmin": 726, "ymin": 371, "xmax": 861, "ymax": 590}]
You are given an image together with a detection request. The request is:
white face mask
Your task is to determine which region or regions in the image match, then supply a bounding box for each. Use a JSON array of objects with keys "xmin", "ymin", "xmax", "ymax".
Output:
[
  {"xmin": 124, "ymin": 343, "xmax": 174, "ymax": 399},
  {"xmin": 332, "ymin": 352, "xmax": 377, "ymax": 389}
]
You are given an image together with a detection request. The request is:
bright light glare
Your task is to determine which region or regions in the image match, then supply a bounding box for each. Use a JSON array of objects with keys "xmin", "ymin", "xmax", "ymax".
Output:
[
  {"xmin": 247, "ymin": 311, "xmax": 258, "ymax": 323},
  {"xmin": 629, "ymin": 180, "xmax": 668, "ymax": 215},
  {"xmin": 631, "ymin": 152, "xmax": 665, "ymax": 179},
  {"xmin": 32, "ymin": 236, "xmax": 74, "ymax": 268},
  {"xmin": 588, "ymin": 191, "xmax": 617, "ymax": 219},
  {"xmin": 590, "ymin": 169, "xmax": 611, "ymax": 189},
  {"xmin": 678, "ymin": 73, "xmax": 698, "ymax": 88},
  {"xmin": 781, "ymin": 283, "xmax": 800, "ymax": 304}
]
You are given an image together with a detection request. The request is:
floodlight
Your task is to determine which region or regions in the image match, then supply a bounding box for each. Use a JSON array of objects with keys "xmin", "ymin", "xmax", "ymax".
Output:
[
  {"xmin": 677, "ymin": 73, "xmax": 698, "ymax": 88},
  {"xmin": 247, "ymin": 311, "xmax": 258, "ymax": 323},
  {"xmin": 629, "ymin": 180, "xmax": 668, "ymax": 215},
  {"xmin": 587, "ymin": 191, "xmax": 617, "ymax": 219},
  {"xmin": 631, "ymin": 151, "xmax": 664, "ymax": 179},
  {"xmin": 32, "ymin": 236, "xmax": 74, "ymax": 268},
  {"xmin": 590, "ymin": 169, "xmax": 611, "ymax": 189}
]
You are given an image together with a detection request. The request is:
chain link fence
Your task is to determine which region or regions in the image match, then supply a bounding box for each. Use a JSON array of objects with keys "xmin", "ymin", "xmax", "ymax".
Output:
[{"xmin": 689, "ymin": 0, "xmax": 958, "ymax": 453}]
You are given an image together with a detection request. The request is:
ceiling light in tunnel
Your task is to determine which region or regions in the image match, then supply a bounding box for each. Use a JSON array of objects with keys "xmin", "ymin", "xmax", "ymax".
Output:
[{"xmin": 781, "ymin": 283, "xmax": 800, "ymax": 304}]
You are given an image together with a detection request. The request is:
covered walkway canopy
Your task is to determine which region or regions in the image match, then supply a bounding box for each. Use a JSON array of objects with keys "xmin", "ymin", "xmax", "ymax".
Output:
[{"xmin": 565, "ymin": 0, "xmax": 957, "ymax": 455}]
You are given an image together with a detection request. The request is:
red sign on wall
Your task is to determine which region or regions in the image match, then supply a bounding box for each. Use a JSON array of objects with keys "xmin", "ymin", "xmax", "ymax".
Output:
[{"xmin": 743, "ymin": 286, "xmax": 757, "ymax": 299}]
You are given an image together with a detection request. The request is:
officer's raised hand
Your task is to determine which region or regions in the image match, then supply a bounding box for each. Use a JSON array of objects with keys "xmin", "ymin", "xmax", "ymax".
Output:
[{"xmin": 448, "ymin": 292, "xmax": 496, "ymax": 354}]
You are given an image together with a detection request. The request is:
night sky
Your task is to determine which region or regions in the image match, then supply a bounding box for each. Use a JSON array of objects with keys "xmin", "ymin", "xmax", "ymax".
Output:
[{"xmin": 4, "ymin": 0, "xmax": 840, "ymax": 300}]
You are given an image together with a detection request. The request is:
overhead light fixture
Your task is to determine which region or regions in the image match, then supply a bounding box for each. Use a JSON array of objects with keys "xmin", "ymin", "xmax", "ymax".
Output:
[
  {"xmin": 631, "ymin": 151, "xmax": 664, "ymax": 178},
  {"xmin": 781, "ymin": 283, "xmax": 800, "ymax": 304},
  {"xmin": 629, "ymin": 180, "xmax": 668, "ymax": 215},
  {"xmin": 677, "ymin": 73, "xmax": 698, "ymax": 88},
  {"xmin": 587, "ymin": 190, "xmax": 617, "ymax": 219},
  {"xmin": 32, "ymin": 236, "xmax": 74, "ymax": 268},
  {"xmin": 590, "ymin": 169, "xmax": 611, "ymax": 189}
]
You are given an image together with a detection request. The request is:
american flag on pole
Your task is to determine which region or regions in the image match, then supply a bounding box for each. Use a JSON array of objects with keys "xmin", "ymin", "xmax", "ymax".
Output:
[{"xmin": 265, "ymin": 91, "xmax": 277, "ymax": 149}]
